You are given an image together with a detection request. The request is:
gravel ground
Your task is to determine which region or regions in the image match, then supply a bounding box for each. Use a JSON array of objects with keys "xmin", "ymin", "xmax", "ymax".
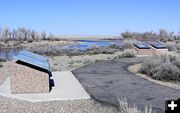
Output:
[
  {"xmin": 9, "ymin": 61, "xmax": 49, "ymax": 93},
  {"xmin": 0, "ymin": 96, "xmax": 118, "ymax": 113}
]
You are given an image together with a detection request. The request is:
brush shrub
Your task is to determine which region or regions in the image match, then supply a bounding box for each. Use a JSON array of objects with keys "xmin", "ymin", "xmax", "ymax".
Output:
[
  {"xmin": 121, "ymin": 41, "xmax": 132, "ymax": 50},
  {"xmin": 107, "ymin": 44, "xmax": 120, "ymax": 49},
  {"xmin": 139, "ymin": 54, "xmax": 180, "ymax": 82},
  {"xmin": 165, "ymin": 42, "xmax": 176, "ymax": 51},
  {"xmin": 139, "ymin": 58, "xmax": 162, "ymax": 75},
  {"xmin": 150, "ymin": 62, "xmax": 180, "ymax": 81},
  {"xmin": 118, "ymin": 98, "xmax": 152, "ymax": 113},
  {"xmin": 29, "ymin": 45, "xmax": 117, "ymax": 56},
  {"xmin": 87, "ymin": 48, "xmax": 115, "ymax": 55},
  {"xmin": 173, "ymin": 58, "xmax": 180, "ymax": 69},
  {"xmin": 114, "ymin": 49, "xmax": 136, "ymax": 59}
]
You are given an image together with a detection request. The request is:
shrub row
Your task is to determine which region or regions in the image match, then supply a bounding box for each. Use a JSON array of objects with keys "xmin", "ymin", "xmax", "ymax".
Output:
[
  {"xmin": 121, "ymin": 29, "xmax": 180, "ymax": 42},
  {"xmin": 28, "ymin": 44, "xmax": 121, "ymax": 56},
  {"xmin": 165, "ymin": 42, "xmax": 180, "ymax": 52},
  {"xmin": 139, "ymin": 54, "xmax": 180, "ymax": 82}
]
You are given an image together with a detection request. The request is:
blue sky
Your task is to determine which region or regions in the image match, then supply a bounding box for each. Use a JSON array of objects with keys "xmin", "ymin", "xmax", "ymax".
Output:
[{"xmin": 0, "ymin": 0, "xmax": 179, "ymax": 35}]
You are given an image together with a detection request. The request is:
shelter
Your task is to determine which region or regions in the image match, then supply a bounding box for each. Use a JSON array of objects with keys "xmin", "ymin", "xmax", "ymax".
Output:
[
  {"xmin": 150, "ymin": 42, "xmax": 168, "ymax": 55},
  {"xmin": 132, "ymin": 42, "xmax": 152, "ymax": 55},
  {"xmin": 9, "ymin": 50, "xmax": 50, "ymax": 94}
]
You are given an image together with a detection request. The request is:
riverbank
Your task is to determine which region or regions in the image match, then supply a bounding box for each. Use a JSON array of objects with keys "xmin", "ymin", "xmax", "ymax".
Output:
[{"xmin": 0, "ymin": 40, "xmax": 77, "ymax": 48}]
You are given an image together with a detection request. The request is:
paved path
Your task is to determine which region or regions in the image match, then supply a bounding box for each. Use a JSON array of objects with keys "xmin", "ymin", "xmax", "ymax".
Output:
[{"xmin": 72, "ymin": 57, "xmax": 180, "ymax": 113}]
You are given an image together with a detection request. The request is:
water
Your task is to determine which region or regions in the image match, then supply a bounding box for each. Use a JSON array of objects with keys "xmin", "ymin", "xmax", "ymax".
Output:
[
  {"xmin": 64, "ymin": 40, "xmax": 121, "ymax": 50},
  {"xmin": 0, "ymin": 48, "xmax": 21, "ymax": 60},
  {"xmin": 0, "ymin": 40, "xmax": 121, "ymax": 60}
]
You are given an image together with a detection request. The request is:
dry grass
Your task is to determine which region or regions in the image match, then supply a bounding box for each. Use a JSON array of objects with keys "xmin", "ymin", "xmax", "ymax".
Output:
[
  {"xmin": 114, "ymin": 49, "xmax": 136, "ymax": 59},
  {"xmin": 49, "ymin": 51, "xmax": 123, "ymax": 71},
  {"xmin": 118, "ymin": 98, "xmax": 152, "ymax": 113},
  {"xmin": 22, "ymin": 40, "xmax": 76, "ymax": 48}
]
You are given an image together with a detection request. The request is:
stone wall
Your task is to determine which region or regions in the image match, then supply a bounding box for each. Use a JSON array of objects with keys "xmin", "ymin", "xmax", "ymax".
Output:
[{"xmin": 9, "ymin": 61, "xmax": 49, "ymax": 94}]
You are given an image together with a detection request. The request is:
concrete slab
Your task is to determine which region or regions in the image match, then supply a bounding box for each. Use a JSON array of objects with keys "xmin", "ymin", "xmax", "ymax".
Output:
[{"xmin": 0, "ymin": 71, "xmax": 90, "ymax": 102}]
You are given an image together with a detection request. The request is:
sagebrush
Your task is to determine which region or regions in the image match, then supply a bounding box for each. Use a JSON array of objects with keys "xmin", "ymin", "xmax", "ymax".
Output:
[
  {"xmin": 118, "ymin": 98, "xmax": 152, "ymax": 113},
  {"xmin": 114, "ymin": 49, "xmax": 136, "ymax": 59},
  {"xmin": 139, "ymin": 54, "xmax": 180, "ymax": 82}
]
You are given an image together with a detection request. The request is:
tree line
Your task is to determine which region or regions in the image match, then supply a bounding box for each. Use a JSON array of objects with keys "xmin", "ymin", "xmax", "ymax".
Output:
[
  {"xmin": 1, "ymin": 27, "xmax": 180, "ymax": 43},
  {"xmin": 121, "ymin": 29, "xmax": 180, "ymax": 42},
  {"xmin": 0, "ymin": 27, "xmax": 55, "ymax": 43}
]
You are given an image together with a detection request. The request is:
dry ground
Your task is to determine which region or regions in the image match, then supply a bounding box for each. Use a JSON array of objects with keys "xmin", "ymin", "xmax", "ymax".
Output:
[
  {"xmin": 21, "ymin": 40, "xmax": 77, "ymax": 48},
  {"xmin": 0, "ymin": 96, "xmax": 119, "ymax": 113},
  {"xmin": 49, "ymin": 51, "xmax": 123, "ymax": 71}
]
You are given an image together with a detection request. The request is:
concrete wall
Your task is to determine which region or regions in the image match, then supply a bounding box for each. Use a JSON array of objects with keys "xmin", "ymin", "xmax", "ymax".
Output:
[
  {"xmin": 132, "ymin": 45, "xmax": 153, "ymax": 55},
  {"xmin": 9, "ymin": 61, "xmax": 49, "ymax": 94},
  {"xmin": 151, "ymin": 47, "xmax": 168, "ymax": 56},
  {"xmin": 132, "ymin": 45, "xmax": 168, "ymax": 56}
]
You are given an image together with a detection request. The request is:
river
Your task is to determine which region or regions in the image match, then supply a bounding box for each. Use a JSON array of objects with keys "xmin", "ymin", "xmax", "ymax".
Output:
[{"xmin": 0, "ymin": 40, "xmax": 121, "ymax": 60}]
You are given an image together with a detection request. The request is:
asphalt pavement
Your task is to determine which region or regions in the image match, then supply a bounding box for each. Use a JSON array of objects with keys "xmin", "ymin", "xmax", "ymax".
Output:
[{"xmin": 72, "ymin": 57, "xmax": 180, "ymax": 113}]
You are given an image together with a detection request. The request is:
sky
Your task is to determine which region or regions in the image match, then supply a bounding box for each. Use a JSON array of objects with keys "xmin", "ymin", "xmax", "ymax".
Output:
[{"xmin": 0, "ymin": 0, "xmax": 179, "ymax": 35}]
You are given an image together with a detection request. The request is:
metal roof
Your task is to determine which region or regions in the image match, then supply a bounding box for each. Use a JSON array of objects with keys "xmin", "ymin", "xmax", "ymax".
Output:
[
  {"xmin": 19, "ymin": 50, "xmax": 48, "ymax": 61},
  {"xmin": 13, "ymin": 51, "xmax": 50, "ymax": 71},
  {"xmin": 151, "ymin": 42, "xmax": 166, "ymax": 49},
  {"xmin": 133, "ymin": 42, "xmax": 150, "ymax": 49}
]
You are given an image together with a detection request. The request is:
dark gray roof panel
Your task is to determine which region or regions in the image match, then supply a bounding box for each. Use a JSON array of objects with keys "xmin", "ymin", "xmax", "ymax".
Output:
[
  {"xmin": 19, "ymin": 50, "xmax": 48, "ymax": 61},
  {"xmin": 151, "ymin": 42, "xmax": 166, "ymax": 49},
  {"xmin": 133, "ymin": 43, "xmax": 150, "ymax": 49},
  {"xmin": 13, "ymin": 51, "xmax": 50, "ymax": 71}
]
